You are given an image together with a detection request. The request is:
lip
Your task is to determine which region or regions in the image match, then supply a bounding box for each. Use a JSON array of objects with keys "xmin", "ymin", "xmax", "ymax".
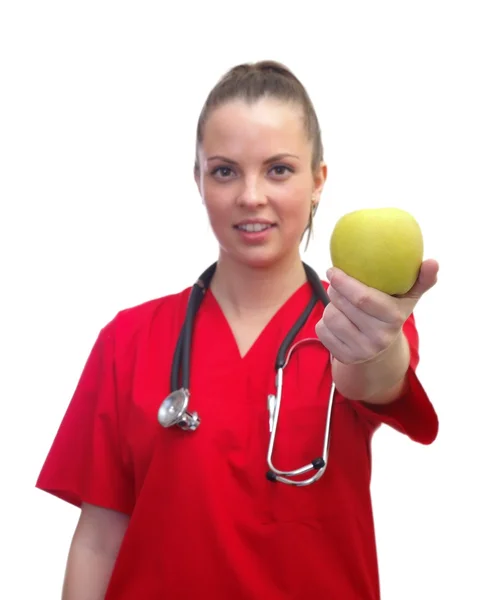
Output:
[
  {"xmin": 233, "ymin": 218, "xmax": 276, "ymax": 227},
  {"xmin": 233, "ymin": 219, "xmax": 276, "ymax": 245}
]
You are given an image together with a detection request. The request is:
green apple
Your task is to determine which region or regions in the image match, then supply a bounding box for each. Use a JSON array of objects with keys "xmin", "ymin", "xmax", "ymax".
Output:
[{"xmin": 329, "ymin": 207, "xmax": 424, "ymax": 295}]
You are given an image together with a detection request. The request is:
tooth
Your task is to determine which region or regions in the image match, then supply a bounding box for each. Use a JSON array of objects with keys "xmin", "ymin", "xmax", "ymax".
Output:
[{"xmin": 238, "ymin": 223, "xmax": 271, "ymax": 232}]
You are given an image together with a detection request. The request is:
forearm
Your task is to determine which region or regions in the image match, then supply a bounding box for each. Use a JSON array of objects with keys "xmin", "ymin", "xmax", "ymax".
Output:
[
  {"xmin": 62, "ymin": 504, "xmax": 128, "ymax": 600},
  {"xmin": 331, "ymin": 329, "xmax": 411, "ymax": 404},
  {"xmin": 62, "ymin": 541, "xmax": 117, "ymax": 600}
]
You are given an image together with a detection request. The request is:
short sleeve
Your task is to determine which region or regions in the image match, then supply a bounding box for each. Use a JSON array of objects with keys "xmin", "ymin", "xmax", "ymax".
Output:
[
  {"xmin": 351, "ymin": 313, "xmax": 439, "ymax": 445},
  {"xmin": 35, "ymin": 321, "xmax": 135, "ymax": 515}
]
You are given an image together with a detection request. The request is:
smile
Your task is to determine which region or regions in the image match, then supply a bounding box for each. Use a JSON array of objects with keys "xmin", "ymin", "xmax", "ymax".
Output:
[{"xmin": 235, "ymin": 223, "xmax": 275, "ymax": 232}]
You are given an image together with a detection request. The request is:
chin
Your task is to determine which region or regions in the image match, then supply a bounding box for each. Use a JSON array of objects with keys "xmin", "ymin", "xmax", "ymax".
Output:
[{"xmin": 229, "ymin": 247, "xmax": 295, "ymax": 270}]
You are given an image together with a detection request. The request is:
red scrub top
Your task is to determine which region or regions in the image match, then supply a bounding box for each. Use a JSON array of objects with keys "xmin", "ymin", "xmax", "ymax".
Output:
[{"xmin": 36, "ymin": 278, "xmax": 438, "ymax": 599}]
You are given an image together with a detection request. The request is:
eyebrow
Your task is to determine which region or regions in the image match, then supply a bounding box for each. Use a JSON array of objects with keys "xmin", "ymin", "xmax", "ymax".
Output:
[{"xmin": 207, "ymin": 153, "xmax": 300, "ymax": 165}]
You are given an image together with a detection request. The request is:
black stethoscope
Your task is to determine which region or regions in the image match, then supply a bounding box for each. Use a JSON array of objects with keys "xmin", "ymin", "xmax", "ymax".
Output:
[{"xmin": 157, "ymin": 262, "xmax": 336, "ymax": 487}]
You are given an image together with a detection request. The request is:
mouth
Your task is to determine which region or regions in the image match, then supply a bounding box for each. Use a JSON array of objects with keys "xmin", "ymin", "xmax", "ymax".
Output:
[{"xmin": 233, "ymin": 222, "xmax": 276, "ymax": 233}]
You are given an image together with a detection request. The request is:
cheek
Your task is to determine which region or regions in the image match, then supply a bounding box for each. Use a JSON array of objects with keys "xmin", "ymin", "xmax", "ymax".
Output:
[
  {"xmin": 278, "ymin": 189, "xmax": 311, "ymax": 227},
  {"xmin": 202, "ymin": 192, "xmax": 231, "ymax": 231},
  {"xmin": 202, "ymin": 184, "xmax": 225, "ymax": 213}
]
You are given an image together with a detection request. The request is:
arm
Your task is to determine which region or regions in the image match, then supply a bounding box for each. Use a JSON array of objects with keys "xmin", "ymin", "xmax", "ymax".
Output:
[
  {"xmin": 331, "ymin": 328, "xmax": 410, "ymax": 404},
  {"xmin": 35, "ymin": 323, "xmax": 136, "ymax": 597},
  {"xmin": 317, "ymin": 261, "xmax": 439, "ymax": 403},
  {"xmin": 62, "ymin": 503, "xmax": 129, "ymax": 600}
]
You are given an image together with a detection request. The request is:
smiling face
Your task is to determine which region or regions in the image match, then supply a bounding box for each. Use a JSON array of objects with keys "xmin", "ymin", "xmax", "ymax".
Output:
[{"xmin": 195, "ymin": 97, "xmax": 327, "ymax": 269}]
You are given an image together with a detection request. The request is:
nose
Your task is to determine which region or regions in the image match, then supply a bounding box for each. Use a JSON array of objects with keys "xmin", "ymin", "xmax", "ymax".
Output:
[{"xmin": 236, "ymin": 176, "xmax": 267, "ymax": 208}]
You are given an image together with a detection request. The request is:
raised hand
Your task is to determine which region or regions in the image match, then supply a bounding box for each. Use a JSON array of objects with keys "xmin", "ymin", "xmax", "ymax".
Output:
[{"xmin": 316, "ymin": 259, "xmax": 439, "ymax": 365}]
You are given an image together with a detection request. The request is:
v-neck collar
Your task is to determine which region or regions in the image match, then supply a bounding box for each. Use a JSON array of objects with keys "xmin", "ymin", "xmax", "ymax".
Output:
[{"xmin": 202, "ymin": 281, "xmax": 315, "ymax": 362}]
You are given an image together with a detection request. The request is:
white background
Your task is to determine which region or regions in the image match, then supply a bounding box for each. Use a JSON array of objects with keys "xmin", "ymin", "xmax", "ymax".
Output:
[{"xmin": 1, "ymin": 1, "xmax": 485, "ymax": 598}]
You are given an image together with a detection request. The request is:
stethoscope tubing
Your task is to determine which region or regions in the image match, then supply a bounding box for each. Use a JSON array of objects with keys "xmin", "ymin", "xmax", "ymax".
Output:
[{"xmin": 167, "ymin": 261, "xmax": 335, "ymax": 487}]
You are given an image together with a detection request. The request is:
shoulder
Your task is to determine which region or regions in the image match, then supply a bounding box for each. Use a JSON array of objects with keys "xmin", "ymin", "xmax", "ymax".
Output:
[{"xmin": 100, "ymin": 285, "xmax": 193, "ymax": 348}]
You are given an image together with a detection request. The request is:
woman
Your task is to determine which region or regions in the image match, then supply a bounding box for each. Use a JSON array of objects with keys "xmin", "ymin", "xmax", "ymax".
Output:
[{"xmin": 36, "ymin": 60, "xmax": 439, "ymax": 599}]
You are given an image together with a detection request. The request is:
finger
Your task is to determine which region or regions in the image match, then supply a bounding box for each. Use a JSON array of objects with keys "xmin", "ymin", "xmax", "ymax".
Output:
[
  {"xmin": 326, "ymin": 267, "xmax": 400, "ymax": 324},
  {"xmin": 317, "ymin": 304, "xmax": 372, "ymax": 360},
  {"xmin": 325, "ymin": 291, "xmax": 400, "ymax": 356},
  {"xmin": 327, "ymin": 284, "xmax": 397, "ymax": 336},
  {"xmin": 400, "ymin": 259, "xmax": 439, "ymax": 299},
  {"xmin": 324, "ymin": 303, "xmax": 367, "ymax": 347},
  {"xmin": 315, "ymin": 321, "xmax": 350, "ymax": 363}
]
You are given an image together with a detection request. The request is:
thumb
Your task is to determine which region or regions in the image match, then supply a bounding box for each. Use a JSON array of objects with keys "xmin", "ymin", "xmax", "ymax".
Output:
[{"xmin": 402, "ymin": 259, "xmax": 439, "ymax": 300}]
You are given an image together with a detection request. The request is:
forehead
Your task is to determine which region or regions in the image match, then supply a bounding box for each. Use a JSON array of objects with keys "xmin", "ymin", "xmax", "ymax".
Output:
[{"xmin": 200, "ymin": 98, "xmax": 309, "ymax": 158}]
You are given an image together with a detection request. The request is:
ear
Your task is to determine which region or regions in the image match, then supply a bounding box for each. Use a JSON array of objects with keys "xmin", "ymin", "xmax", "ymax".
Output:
[
  {"xmin": 313, "ymin": 162, "xmax": 327, "ymax": 199},
  {"xmin": 194, "ymin": 165, "xmax": 203, "ymax": 198}
]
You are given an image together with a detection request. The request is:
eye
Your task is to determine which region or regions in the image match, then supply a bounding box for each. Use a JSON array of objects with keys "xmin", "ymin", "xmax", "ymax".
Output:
[
  {"xmin": 270, "ymin": 165, "xmax": 294, "ymax": 178},
  {"xmin": 211, "ymin": 166, "xmax": 235, "ymax": 179}
]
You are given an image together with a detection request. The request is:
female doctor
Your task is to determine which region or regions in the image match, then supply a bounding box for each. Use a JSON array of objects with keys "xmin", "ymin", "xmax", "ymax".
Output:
[{"xmin": 36, "ymin": 60, "xmax": 439, "ymax": 600}]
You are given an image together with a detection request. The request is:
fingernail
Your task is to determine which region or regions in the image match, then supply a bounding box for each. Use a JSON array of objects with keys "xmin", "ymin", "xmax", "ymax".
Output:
[{"xmin": 326, "ymin": 268, "xmax": 334, "ymax": 281}]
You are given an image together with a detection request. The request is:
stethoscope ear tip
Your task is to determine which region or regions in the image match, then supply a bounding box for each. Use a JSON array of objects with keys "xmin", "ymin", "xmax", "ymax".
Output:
[{"xmin": 266, "ymin": 471, "xmax": 278, "ymax": 482}]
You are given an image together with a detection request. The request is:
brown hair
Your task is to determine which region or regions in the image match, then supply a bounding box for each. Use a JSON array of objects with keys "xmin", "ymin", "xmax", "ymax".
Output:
[{"xmin": 194, "ymin": 60, "xmax": 324, "ymax": 174}]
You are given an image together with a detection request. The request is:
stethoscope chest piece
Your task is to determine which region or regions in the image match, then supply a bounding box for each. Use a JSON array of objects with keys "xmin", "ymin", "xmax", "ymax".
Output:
[{"xmin": 157, "ymin": 388, "xmax": 200, "ymax": 431}]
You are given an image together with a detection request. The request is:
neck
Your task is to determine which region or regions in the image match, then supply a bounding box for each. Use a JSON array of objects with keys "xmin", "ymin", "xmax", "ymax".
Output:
[{"xmin": 210, "ymin": 251, "xmax": 307, "ymax": 318}]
